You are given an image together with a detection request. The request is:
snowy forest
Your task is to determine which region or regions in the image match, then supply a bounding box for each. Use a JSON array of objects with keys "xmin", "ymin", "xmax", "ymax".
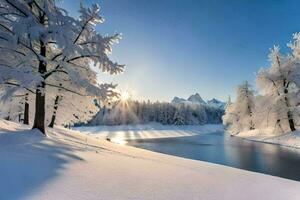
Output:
[
  {"xmin": 223, "ymin": 34, "xmax": 300, "ymax": 135},
  {"xmin": 88, "ymin": 100, "xmax": 224, "ymax": 126}
]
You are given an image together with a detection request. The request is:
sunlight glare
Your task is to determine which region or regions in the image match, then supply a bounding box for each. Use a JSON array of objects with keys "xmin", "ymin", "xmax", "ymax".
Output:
[
  {"xmin": 120, "ymin": 90, "xmax": 131, "ymax": 101},
  {"xmin": 110, "ymin": 137, "xmax": 128, "ymax": 145}
]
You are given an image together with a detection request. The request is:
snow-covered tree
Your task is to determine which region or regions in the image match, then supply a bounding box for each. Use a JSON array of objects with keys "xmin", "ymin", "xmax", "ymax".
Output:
[
  {"xmin": 224, "ymin": 33, "xmax": 300, "ymax": 134},
  {"xmin": 224, "ymin": 96, "xmax": 232, "ymax": 110},
  {"xmin": 173, "ymin": 105, "xmax": 185, "ymax": 125},
  {"xmin": 0, "ymin": 87, "xmax": 34, "ymax": 124},
  {"xmin": 0, "ymin": 95, "xmax": 22, "ymax": 121},
  {"xmin": 256, "ymin": 45, "xmax": 300, "ymax": 132},
  {"xmin": 222, "ymin": 98, "xmax": 234, "ymax": 127},
  {"xmin": 0, "ymin": 0, "xmax": 124, "ymax": 134},
  {"xmin": 222, "ymin": 81, "xmax": 255, "ymax": 134},
  {"xmin": 46, "ymin": 82, "xmax": 117, "ymax": 128}
]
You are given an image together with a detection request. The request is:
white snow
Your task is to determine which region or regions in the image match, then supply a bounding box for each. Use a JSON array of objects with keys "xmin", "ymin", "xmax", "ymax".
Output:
[
  {"xmin": 207, "ymin": 98, "xmax": 226, "ymax": 109},
  {"xmin": 75, "ymin": 123, "xmax": 224, "ymax": 141},
  {"xmin": 187, "ymin": 93, "xmax": 207, "ymax": 104},
  {"xmin": 237, "ymin": 128, "xmax": 300, "ymax": 149},
  {"xmin": 1, "ymin": 120, "xmax": 300, "ymax": 200}
]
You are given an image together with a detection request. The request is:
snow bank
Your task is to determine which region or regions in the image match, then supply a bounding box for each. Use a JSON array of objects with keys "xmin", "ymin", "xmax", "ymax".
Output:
[
  {"xmin": 0, "ymin": 119, "xmax": 25, "ymax": 132},
  {"xmin": 1, "ymin": 120, "xmax": 300, "ymax": 200},
  {"xmin": 75, "ymin": 123, "xmax": 224, "ymax": 140},
  {"xmin": 237, "ymin": 128, "xmax": 300, "ymax": 149}
]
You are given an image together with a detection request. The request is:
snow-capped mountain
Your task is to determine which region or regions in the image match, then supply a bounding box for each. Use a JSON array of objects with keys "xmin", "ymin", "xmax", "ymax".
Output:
[
  {"xmin": 171, "ymin": 93, "xmax": 225, "ymax": 109},
  {"xmin": 207, "ymin": 98, "xmax": 225, "ymax": 109},
  {"xmin": 187, "ymin": 93, "xmax": 206, "ymax": 105},
  {"xmin": 171, "ymin": 93, "xmax": 207, "ymax": 105},
  {"xmin": 171, "ymin": 97, "xmax": 187, "ymax": 104}
]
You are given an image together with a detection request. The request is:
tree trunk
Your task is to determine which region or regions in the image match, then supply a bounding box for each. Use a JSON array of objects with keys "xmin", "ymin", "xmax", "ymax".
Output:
[
  {"xmin": 284, "ymin": 88, "xmax": 296, "ymax": 132},
  {"xmin": 248, "ymin": 104, "xmax": 255, "ymax": 130},
  {"xmin": 32, "ymin": 82, "xmax": 46, "ymax": 134},
  {"xmin": 23, "ymin": 93, "xmax": 29, "ymax": 125},
  {"xmin": 245, "ymin": 81, "xmax": 255, "ymax": 130},
  {"xmin": 23, "ymin": 102, "xmax": 29, "ymax": 125},
  {"xmin": 48, "ymin": 95, "xmax": 60, "ymax": 128},
  {"xmin": 32, "ymin": 38, "xmax": 47, "ymax": 135},
  {"xmin": 288, "ymin": 117, "xmax": 296, "ymax": 131}
]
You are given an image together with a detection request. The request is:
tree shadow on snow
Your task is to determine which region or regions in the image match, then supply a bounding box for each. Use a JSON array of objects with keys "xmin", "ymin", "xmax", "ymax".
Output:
[{"xmin": 0, "ymin": 129, "xmax": 84, "ymax": 200}]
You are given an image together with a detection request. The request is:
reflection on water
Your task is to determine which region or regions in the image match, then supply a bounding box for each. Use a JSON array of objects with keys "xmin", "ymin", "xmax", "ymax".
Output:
[
  {"xmin": 126, "ymin": 131, "xmax": 300, "ymax": 181},
  {"xmin": 110, "ymin": 137, "xmax": 128, "ymax": 145}
]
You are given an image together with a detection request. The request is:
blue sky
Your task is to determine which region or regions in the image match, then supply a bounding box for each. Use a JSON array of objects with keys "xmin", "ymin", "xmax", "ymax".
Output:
[{"xmin": 60, "ymin": 0, "xmax": 300, "ymax": 102}]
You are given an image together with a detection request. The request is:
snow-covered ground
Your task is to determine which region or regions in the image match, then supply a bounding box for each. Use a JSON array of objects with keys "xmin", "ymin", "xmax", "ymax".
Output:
[
  {"xmin": 1, "ymin": 120, "xmax": 300, "ymax": 200},
  {"xmin": 75, "ymin": 123, "xmax": 224, "ymax": 142},
  {"xmin": 237, "ymin": 128, "xmax": 300, "ymax": 149}
]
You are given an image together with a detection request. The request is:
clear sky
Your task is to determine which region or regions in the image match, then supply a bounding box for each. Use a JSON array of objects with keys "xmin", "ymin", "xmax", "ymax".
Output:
[{"xmin": 60, "ymin": 0, "xmax": 300, "ymax": 102}]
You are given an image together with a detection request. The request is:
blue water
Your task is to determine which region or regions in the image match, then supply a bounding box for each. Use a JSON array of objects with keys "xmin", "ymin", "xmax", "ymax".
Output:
[{"xmin": 126, "ymin": 131, "xmax": 300, "ymax": 181}]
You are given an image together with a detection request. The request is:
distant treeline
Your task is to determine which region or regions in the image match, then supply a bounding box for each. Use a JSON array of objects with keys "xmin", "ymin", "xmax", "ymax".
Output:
[{"xmin": 88, "ymin": 100, "xmax": 224, "ymax": 126}]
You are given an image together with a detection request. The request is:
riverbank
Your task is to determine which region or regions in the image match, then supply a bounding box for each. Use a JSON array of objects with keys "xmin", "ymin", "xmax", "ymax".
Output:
[
  {"xmin": 236, "ymin": 128, "xmax": 300, "ymax": 149},
  {"xmin": 1, "ymin": 120, "xmax": 300, "ymax": 200},
  {"xmin": 75, "ymin": 123, "xmax": 224, "ymax": 140}
]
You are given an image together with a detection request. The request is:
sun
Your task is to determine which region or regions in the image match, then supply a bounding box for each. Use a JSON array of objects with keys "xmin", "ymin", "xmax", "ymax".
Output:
[{"xmin": 120, "ymin": 90, "xmax": 130, "ymax": 101}]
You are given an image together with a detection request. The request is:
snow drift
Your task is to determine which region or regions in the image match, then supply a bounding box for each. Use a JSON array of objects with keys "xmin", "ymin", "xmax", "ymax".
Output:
[{"xmin": 1, "ymin": 120, "xmax": 300, "ymax": 200}]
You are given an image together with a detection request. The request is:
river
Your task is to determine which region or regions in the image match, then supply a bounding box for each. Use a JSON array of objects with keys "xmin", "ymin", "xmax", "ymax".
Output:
[{"xmin": 126, "ymin": 131, "xmax": 300, "ymax": 181}]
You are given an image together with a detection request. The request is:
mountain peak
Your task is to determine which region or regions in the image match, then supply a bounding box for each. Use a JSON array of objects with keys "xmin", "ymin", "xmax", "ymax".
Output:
[
  {"xmin": 187, "ymin": 93, "xmax": 206, "ymax": 104},
  {"xmin": 207, "ymin": 98, "xmax": 225, "ymax": 109},
  {"xmin": 208, "ymin": 98, "xmax": 219, "ymax": 103},
  {"xmin": 171, "ymin": 94, "xmax": 225, "ymax": 109},
  {"xmin": 171, "ymin": 96, "xmax": 186, "ymax": 104}
]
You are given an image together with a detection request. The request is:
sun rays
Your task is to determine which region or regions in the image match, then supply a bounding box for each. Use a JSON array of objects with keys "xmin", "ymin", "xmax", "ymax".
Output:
[{"xmin": 120, "ymin": 90, "xmax": 131, "ymax": 102}]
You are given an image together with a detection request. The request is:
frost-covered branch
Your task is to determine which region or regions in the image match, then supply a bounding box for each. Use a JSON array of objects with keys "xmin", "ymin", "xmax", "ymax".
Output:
[
  {"xmin": 45, "ymin": 83, "xmax": 86, "ymax": 96},
  {"xmin": 2, "ymin": 82, "xmax": 36, "ymax": 94}
]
